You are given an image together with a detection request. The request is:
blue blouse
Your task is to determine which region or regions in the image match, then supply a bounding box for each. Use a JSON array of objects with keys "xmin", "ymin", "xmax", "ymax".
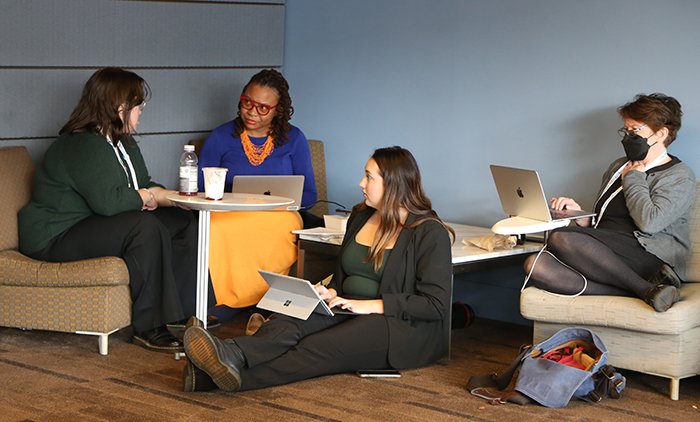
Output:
[{"xmin": 197, "ymin": 121, "xmax": 317, "ymax": 208}]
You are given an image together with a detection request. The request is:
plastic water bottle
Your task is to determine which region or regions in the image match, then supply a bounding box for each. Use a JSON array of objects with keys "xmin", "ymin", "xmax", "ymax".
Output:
[{"xmin": 179, "ymin": 145, "xmax": 198, "ymax": 196}]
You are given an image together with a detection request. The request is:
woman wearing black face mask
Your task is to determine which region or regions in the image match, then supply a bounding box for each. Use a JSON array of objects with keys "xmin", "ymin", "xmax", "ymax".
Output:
[{"xmin": 523, "ymin": 93, "xmax": 695, "ymax": 312}]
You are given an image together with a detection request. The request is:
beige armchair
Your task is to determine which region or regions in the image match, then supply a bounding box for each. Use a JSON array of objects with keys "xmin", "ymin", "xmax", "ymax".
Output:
[
  {"xmin": 0, "ymin": 146, "xmax": 131, "ymax": 355},
  {"xmin": 520, "ymin": 180, "xmax": 700, "ymax": 400}
]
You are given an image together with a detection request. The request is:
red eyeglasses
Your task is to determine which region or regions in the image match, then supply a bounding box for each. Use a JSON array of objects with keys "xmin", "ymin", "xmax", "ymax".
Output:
[{"xmin": 240, "ymin": 96, "xmax": 278, "ymax": 116}]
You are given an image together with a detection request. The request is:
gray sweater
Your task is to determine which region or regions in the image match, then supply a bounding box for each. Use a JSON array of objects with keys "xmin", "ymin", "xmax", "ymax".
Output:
[{"xmin": 597, "ymin": 156, "xmax": 696, "ymax": 280}]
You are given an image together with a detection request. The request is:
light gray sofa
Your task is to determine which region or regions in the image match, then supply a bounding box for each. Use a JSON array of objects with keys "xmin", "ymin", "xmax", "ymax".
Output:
[{"xmin": 520, "ymin": 180, "xmax": 700, "ymax": 401}]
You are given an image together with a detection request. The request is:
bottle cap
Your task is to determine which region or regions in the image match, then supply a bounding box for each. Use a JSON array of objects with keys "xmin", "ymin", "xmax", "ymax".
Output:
[{"xmin": 184, "ymin": 145, "xmax": 195, "ymax": 151}]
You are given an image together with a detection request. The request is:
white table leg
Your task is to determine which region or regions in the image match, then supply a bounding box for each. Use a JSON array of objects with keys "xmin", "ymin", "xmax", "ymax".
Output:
[{"xmin": 196, "ymin": 209, "xmax": 211, "ymax": 329}]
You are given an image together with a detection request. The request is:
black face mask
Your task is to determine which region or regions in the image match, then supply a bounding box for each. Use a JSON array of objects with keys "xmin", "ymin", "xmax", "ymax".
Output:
[{"xmin": 621, "ymin": 133, "xmax": 656, "ymax": 161}]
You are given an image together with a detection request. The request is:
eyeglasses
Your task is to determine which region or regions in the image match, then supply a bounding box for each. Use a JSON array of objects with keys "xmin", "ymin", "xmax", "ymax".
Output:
[
  {"xmin": 617, "ymin": 124, "xmax": 647, "ymax": 138},
  {"xmin": 240, "ymin": 96, "xmax": 277, "ymax": 116},
  {"xmin": 139, "ymin": 101, "xmax": 146, "ymax": 111}
]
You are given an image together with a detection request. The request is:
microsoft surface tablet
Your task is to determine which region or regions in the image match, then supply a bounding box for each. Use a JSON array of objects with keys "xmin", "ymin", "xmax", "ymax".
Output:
[{"xmin": 257, "ymin": 270, "xmax": 354, "ymax": 320}]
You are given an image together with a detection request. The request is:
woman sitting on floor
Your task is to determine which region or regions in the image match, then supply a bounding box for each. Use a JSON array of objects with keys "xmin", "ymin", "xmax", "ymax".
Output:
[{"xmin": 181, "ymin": 146, "xmax": 454, "ymax": 392}]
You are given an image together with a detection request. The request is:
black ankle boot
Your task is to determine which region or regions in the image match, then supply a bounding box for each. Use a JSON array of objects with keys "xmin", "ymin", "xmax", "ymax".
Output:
[
  {"xmin": 647, "ymin": 264, "xmax": 682, "ymax": 289},
  {"xmin": 184, "ymin": 326, "xmax": 246, "ymax": 392},
  {"xmin": 643, "ymin": 284, "xmax": 678, "ymax": 312},
  {"xmin": 183, "ymin": 360, "xmax": 218, "ymax": 392}
]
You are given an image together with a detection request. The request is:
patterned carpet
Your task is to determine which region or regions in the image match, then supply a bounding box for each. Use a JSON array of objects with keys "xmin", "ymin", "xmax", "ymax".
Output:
[{"xmin": 1, "ymin": 312, "xmax": 699, "ymax": 422}]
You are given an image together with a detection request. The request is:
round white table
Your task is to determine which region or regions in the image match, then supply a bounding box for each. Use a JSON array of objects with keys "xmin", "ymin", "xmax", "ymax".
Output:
[
  {"xmin": 167, "ymin": 192, "xmax": 294, "ymax": 328},
  {"xmin": 491, "ymin": 216, "xmax": 570, "ymax": 236}
]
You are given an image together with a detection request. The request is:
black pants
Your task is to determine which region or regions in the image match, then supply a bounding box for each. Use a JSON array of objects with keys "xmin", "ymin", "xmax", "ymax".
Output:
[
  {"xmin": 233, "ymin": 312, "xmax": 391, "ymax": 390},
  {"xmin": 30, "ymin": 208, "xmax": 197, "ymax": 332}
]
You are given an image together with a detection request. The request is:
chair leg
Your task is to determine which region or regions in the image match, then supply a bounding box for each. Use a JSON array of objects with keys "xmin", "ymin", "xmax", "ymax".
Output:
[
  {"xmin": 670, "ymin": 378, "xmax": 680, "ymax": 401},
  {"xmin": 98, "ymin": 334, "xmax": 109, "ymax": 355},
  {"xmin": 76, "ymin": 328, "xmax": 119, "ymax": 355}
]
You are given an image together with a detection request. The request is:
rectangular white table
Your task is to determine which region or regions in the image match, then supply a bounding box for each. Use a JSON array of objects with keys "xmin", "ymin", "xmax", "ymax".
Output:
[{"xmin": 295, "ymin": 222, "xmax": 544, "ymax": 278}]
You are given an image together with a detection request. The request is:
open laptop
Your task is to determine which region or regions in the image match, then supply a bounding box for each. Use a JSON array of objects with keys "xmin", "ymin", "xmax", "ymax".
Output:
[
  {"xmin": 256, "ymin": 270, "xmax": 355, "ymax": 320},
  {"xmin": 232, "ymin": 175, "xmax": 304, "ymax": 211},
  {"xmin": 490, "ymin": 165, "xmax": 596, "ymax": 222}
]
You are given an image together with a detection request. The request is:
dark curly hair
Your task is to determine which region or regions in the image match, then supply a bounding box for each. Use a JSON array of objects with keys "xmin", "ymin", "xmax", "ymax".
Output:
[
  {"xmin": 232, "ymin": 69, "xmax": 294, "ymax": 147},
  {"xmin": 618, "ymin": 93, "xmax": 682, "ymax": 147}
]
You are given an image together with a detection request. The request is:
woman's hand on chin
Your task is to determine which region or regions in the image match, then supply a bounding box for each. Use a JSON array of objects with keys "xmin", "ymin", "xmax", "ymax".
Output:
[{"xmin": 622, "ymin": 161, "xmax": 645, "ymax": 178}]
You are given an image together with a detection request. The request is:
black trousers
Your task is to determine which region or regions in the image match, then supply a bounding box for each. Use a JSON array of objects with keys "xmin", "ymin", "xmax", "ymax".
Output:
[
  {"xmin": 233, "ymin": 312, "xmax": 391, "ymax": 391},
  {"xmin": 30, "ymin": 208, "xmax": 197, "ymax": 332}
]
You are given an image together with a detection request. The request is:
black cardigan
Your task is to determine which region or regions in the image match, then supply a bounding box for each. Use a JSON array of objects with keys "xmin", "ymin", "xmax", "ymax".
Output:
[{"xmin": 329, "ymin": 207, "xmax": 453, "ymax": 368}]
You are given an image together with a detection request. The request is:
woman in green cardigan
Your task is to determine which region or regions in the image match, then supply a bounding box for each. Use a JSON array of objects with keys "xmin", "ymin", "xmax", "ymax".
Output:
[{"xmin": 18, "ymin": 67, "xmax": 203, "ymax": 353}]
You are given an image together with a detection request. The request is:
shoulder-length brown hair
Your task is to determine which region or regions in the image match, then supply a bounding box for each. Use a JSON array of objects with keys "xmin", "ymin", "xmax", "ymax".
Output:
[
  {"xmin": 357, "ymin": 146, "xmax": 454, "ymax": 271},
  {"xmin": 60, "ymin": 67, "xmax": 151, "ymax": 146},
  {"xmin": 232, "ymin": 69, "xmax": 294, "ymax": 147}
]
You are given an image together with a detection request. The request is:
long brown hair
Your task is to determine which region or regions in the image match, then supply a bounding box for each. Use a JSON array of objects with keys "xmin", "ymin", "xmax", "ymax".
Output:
[
  {"xmin": 232, "ymin": 69, "xmax": 294, "ymax": 147},
  {"xmin": 60, "ymin": 67, "xmax": 151, "ymax": 146},
  {"xmin": 358, "ymin": 146, "xmax": 454, "ymax": 271}
]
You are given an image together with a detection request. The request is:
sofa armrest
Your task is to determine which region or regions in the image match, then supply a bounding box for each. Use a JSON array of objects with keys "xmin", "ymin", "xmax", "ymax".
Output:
[{"xmin": 0, "ymin": 250, "xmax": 129, "ymax": 287}]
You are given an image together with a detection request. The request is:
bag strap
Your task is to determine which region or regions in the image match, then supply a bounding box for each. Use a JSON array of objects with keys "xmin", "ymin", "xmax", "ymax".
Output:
[
  {"xmin": 585, "ymin": 364, "xmax": 623, "ymax": 403},
  {"xmin": 466, "ymin": 344, "xmax": 535, "ymax": 405}
]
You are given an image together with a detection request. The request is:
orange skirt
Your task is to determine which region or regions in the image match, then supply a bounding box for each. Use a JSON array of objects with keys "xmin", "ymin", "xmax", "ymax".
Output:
[{"xmin": 208, "ymin": 211, "xmax": 302, "ymax": 308}]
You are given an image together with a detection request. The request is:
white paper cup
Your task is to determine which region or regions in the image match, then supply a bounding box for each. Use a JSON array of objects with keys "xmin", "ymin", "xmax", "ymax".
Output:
[{"xmin": 202, "ymin": 167, "xmax": 228, "ymax": 200}]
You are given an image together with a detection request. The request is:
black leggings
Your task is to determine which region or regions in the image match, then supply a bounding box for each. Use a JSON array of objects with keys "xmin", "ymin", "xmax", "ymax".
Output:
[
  {"xmin": 524, "ymin": 229, "xmax": 663, "ymax": 298},
  {"xmin": 30, "ymin": 208, "xmax": 197, "ymax": 332}
]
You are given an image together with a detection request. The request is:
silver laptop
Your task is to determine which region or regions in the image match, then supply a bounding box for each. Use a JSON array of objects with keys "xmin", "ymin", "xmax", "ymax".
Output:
[
  {"xmin": 232, "ymin": 175, "xmax": 304, "ymax": 211},
  {"xmin": 490, "ymin": 165, "xmax": 596, "ymax": 222},
  {"xmin": 256, "ymin": 270, "xmax": 354, "ymax": 320}
]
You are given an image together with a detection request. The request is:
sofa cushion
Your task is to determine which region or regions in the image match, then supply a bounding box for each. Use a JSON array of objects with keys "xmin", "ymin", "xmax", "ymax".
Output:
[
  {"xmin": 520, "ymin": 284, "xmax": 700, "ymax": 335},
  {"xmin": 0, "ymin": 250, "xmax": 129, "ymax": 287}
]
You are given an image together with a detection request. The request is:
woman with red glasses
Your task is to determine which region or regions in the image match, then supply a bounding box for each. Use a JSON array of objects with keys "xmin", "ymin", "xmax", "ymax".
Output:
[{"xmin": 197, "ymin": 69, "xmax": 317, "ymax": 322}]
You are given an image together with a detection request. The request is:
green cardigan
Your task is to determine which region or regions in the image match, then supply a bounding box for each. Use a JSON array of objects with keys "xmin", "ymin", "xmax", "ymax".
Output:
[{"xmin": 18, "ymin": 131, "xmax": 162, "ymax": 255}]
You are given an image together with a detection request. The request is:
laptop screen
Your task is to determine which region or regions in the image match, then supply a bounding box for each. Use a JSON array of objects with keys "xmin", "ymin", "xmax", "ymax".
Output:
[{"xmin": 233, "ymin": 175, "xmax": 304, "ymax": 211}]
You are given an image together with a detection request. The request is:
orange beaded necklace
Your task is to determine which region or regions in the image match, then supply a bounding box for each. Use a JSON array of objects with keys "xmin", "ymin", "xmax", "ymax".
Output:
[{"xmin": 240, "ymin": 129, "xmax": 274, "ymax": 166}]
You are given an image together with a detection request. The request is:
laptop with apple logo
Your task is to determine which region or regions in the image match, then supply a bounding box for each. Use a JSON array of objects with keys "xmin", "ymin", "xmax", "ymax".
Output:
[
  {"xmin": 232, "ymin": 175, "xmax": 304, "ymax": 211},
  {"xmin": 490, "ymin": 165, "xmax": 595, "ymax": 222}
]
